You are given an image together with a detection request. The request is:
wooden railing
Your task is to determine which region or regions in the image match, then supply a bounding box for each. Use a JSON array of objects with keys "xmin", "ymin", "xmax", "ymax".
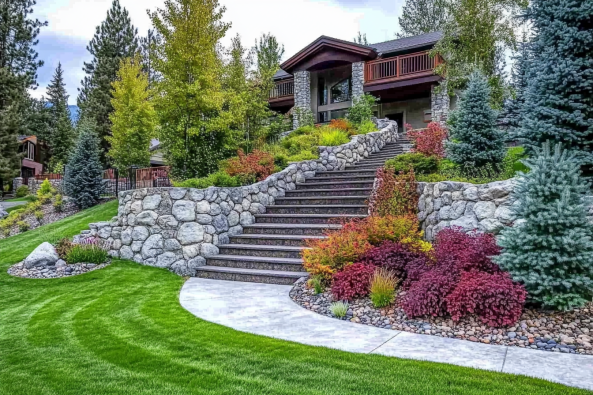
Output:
[
  {"xmin": 35, "ymin": 173, "xmax": 63, "ymax": 180},
  {"xmin": 269, "ymin": 79, "xmax": 294, "ymax": 100},
  {"xmin": 365, "ymin": 50, "xmax": 441, "ymax": 84}
]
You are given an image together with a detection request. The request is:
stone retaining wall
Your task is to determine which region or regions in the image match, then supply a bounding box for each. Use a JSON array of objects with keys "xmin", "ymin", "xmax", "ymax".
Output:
[
  {"xmin": 74, "ymin": 121, "xmax": 399, "ymax": 276},
  {"xmin": 28, "ymin": 178, "xmax": 63, "ymax": 194}
]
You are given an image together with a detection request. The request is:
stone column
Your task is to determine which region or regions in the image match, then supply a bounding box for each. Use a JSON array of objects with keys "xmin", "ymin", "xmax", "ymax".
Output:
[
  {"xmin": 293, "ymin": 70, "xmax": 311, "ymax": 129},
  {"xmin": 351, "ymin": 62, "xmax": 365, "ymax": 101},
  {"xmin": 13, "ymin": 177, "xmax": 23, "ymax": 192},
  {"xmin": 431, "ymin": 81, "xmax": 450, "ymax": 124}
]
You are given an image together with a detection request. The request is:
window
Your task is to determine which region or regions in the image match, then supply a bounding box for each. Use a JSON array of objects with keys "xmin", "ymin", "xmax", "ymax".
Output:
[
  {"xmin": 330, "ymin": 109, "xmax": 348, "ymax": 120},
  {"xmin": 331, "ymin": 78, "xmax": 352, "ymax": 104},
  {"xmin": 318, "ymin": 78, "xmax": 328, "ymax": 106},
  {"xmin": 318, "ymin": 111, "xmax": 329, "ymax": 123},
  {"xmin": 19, "ymin": 141, "xmax": 35, "ymax": 160}
]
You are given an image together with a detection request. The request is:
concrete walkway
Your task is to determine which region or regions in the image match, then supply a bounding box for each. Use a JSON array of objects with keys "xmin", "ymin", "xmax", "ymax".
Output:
[
  {"xmin": 1, "ymin": 201, "xmax": 27, "ymax": 210},
  {"xmin": 180, "ymin": 278, "xmax": 593, "ymax": 391}
]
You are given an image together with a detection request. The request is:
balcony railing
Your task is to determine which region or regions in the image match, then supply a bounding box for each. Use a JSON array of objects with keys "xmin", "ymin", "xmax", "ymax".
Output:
[
  {"xmin": 365, "ymin": 50, "xmax": 441, "ymax": 84},
  {"xmin": 269, "ymin": 78, "xmax": 294, "ymax": 101}
]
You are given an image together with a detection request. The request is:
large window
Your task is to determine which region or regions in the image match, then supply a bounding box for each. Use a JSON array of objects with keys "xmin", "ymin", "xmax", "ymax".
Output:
[
  {"xmin": 330, "ymin": 109, "xmax": 348, "ymax": 120},
  {"xmin": 318, "ymin": 111, "xmax": 329, "ymax": 123},
  {"xmin": 19, "ymin": 141, "xmax": 35, "ymax": 161},
  {"xmin": 331, "ymin": 78, "xmax": 352, "ymax": 104},
  {"xmin": 318, "ymin": 78, "xmax": 328, "ymax": 106}
]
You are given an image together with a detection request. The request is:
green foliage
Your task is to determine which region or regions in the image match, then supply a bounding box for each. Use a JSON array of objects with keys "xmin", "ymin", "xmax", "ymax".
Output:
[
  {"xmin": 496, "ymin": 143, "xmax": 593, "ymax": 311},
  {"xmin": 17, "ymin": 221, "xmax": 29, "ymax": 232},
  {"xmin": 15, "ymin": 186, "xmax": 30, "ymax": 198},
  {"xmin": 385, "ymin": 153, "xmax": 439, "ymax": 175},
  {"xmin": 309, "ymin": 276, "xmax": 325, "ymax": 295},
  {"xmin": 397, "ymin": 0, "xmax": 450, "ymax": 38},
  {"xmin": 353, "ymin": 32, "xmax": 369, "ymax": 45},
  {"xmin": 292, "ymin": 107, "xmax": 315, "ymax": 129},
  {"xmin": 53, "ymin": 194, "xmax": 64, "ymax": 213},
  {"xmin": 37, "ymin": 179, "xmax": 52, "ymax": 196},
  {"xmin": 446, "ymin": 71, "xmax": 506, "ymax": 168},
  {"xmin": 66, "ymin": 244, "xmax": 108, "ymax": 265},
  {"xmin": 516, "ymin": 0, "xmax": 593, "ymax": 161},
  {"xmin": 77, "ymin": 0, "xmax": 139, "ymax": 166},
  {"xmin": 319, "ymin": 129, "xmax": 349, "ymax": 147},
  {"xmin": 370, "ymin": 269, "xmax": 398, "ymax": 308},
  {"xmin": 174, "ymin": 171, "xmax": 242, "ymax": 189},
  {"xmin": 346, "ymin": 94, "xmax": 377, "ymax": 126},
  {"xmin": 46, "ymin": 63, "xmax": 76, "ymax": 166},
  {"xmin": 34, "ymin": 210, "xmax": 43, "ymax": 221},
  {"xmin": 329, "ymin": 301, "xmax": 349, "ymax": 318},
  {"xmin": 356, "ymin": 120, "xmax": 378, "ymax": 135},
  {"xmin": 63, "ymin": 121, "xmax": 104, "ymax": 209},
  {"xmin": 107, "ymin": 55, "xmax": 156, "ymax": 171}
]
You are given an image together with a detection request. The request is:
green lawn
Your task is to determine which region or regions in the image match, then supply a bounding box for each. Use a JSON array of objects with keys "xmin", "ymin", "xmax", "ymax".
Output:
[{"xmin": 0, "ymin": 201, "xmax": 588, "ymax": 395}]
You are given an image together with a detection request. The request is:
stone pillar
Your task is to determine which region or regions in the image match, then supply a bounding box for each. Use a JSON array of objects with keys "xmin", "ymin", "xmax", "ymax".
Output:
[
  {"xmin": 352, "ymin": 62, "xmax": 365, "ymax": 101},
  {"xmin": 293, "ymin": 70, "xmax": 311, "ymax": 129},
  {"xmin": 13, "ymin": 177, "xmax": 23, "ymax": 192},
  {"xmin": 431, "ymin": 81, "xmax": 450, "ymax": 124}
]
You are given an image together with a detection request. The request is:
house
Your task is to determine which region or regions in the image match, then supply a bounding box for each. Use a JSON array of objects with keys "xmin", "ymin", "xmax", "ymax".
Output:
[
  {"xmin": 17, "ymin": 136, "xmax": 43, "ymax": 181},
  {"xmin": 269, "ymin": 32, "xmax": 454, "ymax": 130}
]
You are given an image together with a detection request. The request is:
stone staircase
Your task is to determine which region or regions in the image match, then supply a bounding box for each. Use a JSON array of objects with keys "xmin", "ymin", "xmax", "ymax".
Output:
[{"xmin": 195, "ymin": 135, "xmax": 410, "ymax": 284}]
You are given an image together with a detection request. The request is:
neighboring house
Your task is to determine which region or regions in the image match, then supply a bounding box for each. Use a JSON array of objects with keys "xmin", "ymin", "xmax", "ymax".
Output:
[
  {"xmin": 149, "ymin": 139, "xmax": 165, "ymax": 167},
  {"xmin": 17, "ymin": 136, "xmax": 43, "ymax": 181},
  {"xmin": 269, "ymin": 32, "xmax": 453, "ymax": 130}
]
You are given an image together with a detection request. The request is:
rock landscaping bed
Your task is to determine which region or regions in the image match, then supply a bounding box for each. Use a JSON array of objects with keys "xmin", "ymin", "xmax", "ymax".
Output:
[
  {"xmin": 290, "ymin": 279, "xmax": 593, "ymax": 356},
  {"xmin": 8, "ymin": 261, "xmax": 109, "ymax": 279}
]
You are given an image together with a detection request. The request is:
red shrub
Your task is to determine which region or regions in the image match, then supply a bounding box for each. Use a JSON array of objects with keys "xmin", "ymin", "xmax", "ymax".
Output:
[
  {"xmin": 401, "ymin": 267, "xmax": 459, "ymax": 318},
  {"xmin": 329, "ymin": 118, "xmax": 354, "ymax": 133},
  {"xmin": 369, "ymin": 167, "xmax": 418, "ymax": 217},
  {"xmin": 223, "ymin": 149, "xmax": 276, "ymax": 182},
  {"xmin": 434, "ymin": 228, "xmax": 501, "ymax": 273},
  {"xmin": 331, "ymin": 263, "xmax": 376, "ymax": 301},
  {"xmin": 407, "ymin": 122, "xmax": 448, "ymax": 158},
  {"xmin": 359, "ymin": 241, "xmax": 432, "ymax": 287},
  {"xmin": 446, "ymin": 271, "xmax": 527, "ymax": 327}
]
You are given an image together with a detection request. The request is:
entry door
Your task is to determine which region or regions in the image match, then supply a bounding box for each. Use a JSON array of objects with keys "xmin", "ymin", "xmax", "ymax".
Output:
[{"xmin": 384, "ymin": 113, "xmax": 404, "ymax": 131}]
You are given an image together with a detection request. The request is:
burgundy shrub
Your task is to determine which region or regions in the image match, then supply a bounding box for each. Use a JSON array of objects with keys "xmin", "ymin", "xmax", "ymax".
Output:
[
  {"xmin": 359, "ymin": 241, "xmax": 431, "ymax": 286},
  {"xmin": 400, "ymin": 267, "xmax": 459, "ymax": 318},
  {"xmin": 331, "ymin": 263, "xmax": 376, "ymax": 301},
  {"xmin": 434, "ymin": 227, "xmax": 501, "ymax": 273},
  {"xmin": 446, "ymin": 271, "xmax": 527, "ymax": 327}
]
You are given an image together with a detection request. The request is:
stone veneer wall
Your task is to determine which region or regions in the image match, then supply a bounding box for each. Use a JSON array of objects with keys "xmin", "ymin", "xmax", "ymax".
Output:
[
  {"xmin": 293, "ymin": 70, "xmax": 311, "ymax": 129},
  {"xmin": 431, "ymin": 82, "xmax": 450, "ymax": 124},
  {"xmin": 28, "ymin": 178, "xmax": 63, "ymax": 194},
  {"xmin": 418, "ymin": 179, "xmax": 516, "ymax": 241},
  {"xmin": 351, "ymin": 62, "xmax": 365, "ymax": 100},
  {"xmin": 75, "ymin": 121, "xmax": 399, "ymax": 276}
]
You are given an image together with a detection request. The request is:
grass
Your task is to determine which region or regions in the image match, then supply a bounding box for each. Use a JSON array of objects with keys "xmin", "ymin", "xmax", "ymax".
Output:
[
  {"xmin": 3, "ymin": 195, "xmax": 36, "ymax": 203},
  {"xmin": 0, "ymin": 200, "xmax": 588, "ymax": 394}
]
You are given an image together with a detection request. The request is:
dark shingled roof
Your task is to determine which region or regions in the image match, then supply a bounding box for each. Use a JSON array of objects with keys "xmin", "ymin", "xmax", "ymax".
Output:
[
  {"xmin": 371, "ymin": 31, "xmax": 443, "ymax": 55},
  {"xmin": 273, "ymin": 69, "xmax": 292, "ymax": 80}
]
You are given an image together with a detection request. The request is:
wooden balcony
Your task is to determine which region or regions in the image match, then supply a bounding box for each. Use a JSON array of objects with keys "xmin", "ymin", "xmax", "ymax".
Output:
[
  {"xmin": 364, "ymin": 50, "xmax": 441, "ymax": 86},
  {"xmin": 269, "ymin": 79, "xmax": 294, "ymax": 103}
]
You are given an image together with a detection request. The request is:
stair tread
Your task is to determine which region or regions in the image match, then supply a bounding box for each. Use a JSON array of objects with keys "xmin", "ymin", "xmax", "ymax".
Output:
[
  {"xmin": 243, "ymin": 223, "xmax": 342, "ymax": 229},
  {"xmin": 209, "ymin": 254, "xmax": 303, "ymax": 263},
  {"xmin": 285, "ymin": 188, "xmax": 372, "ymax": 192},
  {"xmin": 297, "ymin": 180, "xmax": 373, "ymax": 186},
  {"xmin": 197, "ymin": 265, "xmax": 308, "ymax": 278},
  {"xmin": 232, "ymin": 234, "xmax": 327, "ymax": 240},
  {"xmin": 219, "ymin": 244, "xmax": 309, "ymax": 251},
  {"xmin": 268, "ymin": 204, "xmax": 367, "ymax": 208},
  {"xmin": 275, "ymin": 196, "xmax": 369, "ymax": 200},
  {"xmin": 256, "ymin": 213, "xmax": 366, "ymax": 218}
]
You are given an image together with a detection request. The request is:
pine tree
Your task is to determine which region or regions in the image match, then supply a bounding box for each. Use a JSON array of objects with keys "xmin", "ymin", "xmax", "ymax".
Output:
[
  {"xmin": 46, "ymin": 63, "xmax": 75, "ymax": 171},
  {"xmin": 63, "ymin": 120, "xmax": 104, "ymax": 209},
  {"xmin": 446, "ymin": 71, "xmax": 506, "ymax": 168},
  {"xmin": 0, "ymin": 0, "xmax": 46, "ymax": 181},
  {"xmin": 496, "ymin": 143, "xmax": 593, "ymax": 311},
  {"xmin": 353, "ymin": 32, "xmax": 369, "ymax": 45},
  {"xmin": 107, "ymin": 56, "xmax": 156, "ymax": 171},
  {"xmin": 516, "ymin": 0, "xmax": 593, "ymax": 161},
  {"xmin": 149, "ymin": 0, "xmax": 231, "ymax": 179},
  {"xmin": 396, "ymin": 0, "xmax": 450, "ymax": 38},
  {"xmin": 77, "ymin": 0, "xmax": 138, "ymax": 166}
]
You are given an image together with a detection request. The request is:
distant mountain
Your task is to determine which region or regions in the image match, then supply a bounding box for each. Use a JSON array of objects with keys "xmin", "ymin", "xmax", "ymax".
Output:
[{"xmin": 69, "ymin": 105, "xmax": 79, "ymax": 123}]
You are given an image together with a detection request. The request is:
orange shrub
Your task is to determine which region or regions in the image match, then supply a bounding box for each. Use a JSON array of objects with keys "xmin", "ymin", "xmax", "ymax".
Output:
[
  {"xmin": 369, "ymin": 167, "xmax": 419, "ymax": 217},
  {"xmin": 222, "ymin": 149, "xmax": 276, "ymax": 183}
]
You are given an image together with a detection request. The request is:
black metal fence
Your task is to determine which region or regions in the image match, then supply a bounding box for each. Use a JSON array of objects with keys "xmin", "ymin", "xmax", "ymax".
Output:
[{"xmin": 102, "ymin": 166, "xmax": 172, "ymax": 197}]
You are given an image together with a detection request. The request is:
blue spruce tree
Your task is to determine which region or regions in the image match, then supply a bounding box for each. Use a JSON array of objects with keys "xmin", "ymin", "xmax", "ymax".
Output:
[
  {"xmin": 516, "ymin": 0, "xmax": 593, "ymax": 159},
  {"xmin": 446, "ymin": 71, "xmax": 506, "ymax": 168},
  {"xmin": 63, "ymin": 120, "xmax": 104, "ymax": 209},
  {"xmin": 496, "ymin": 142, "xmax": 593, "ymax": 311}
]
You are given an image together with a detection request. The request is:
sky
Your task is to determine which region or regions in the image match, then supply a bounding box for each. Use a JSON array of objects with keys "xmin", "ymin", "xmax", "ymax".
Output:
[{"xmin": 30, "ymin": 0, "xmax": 405, "ymax": 105}]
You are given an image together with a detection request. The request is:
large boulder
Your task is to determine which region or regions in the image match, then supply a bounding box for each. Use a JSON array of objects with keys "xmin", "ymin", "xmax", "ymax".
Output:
[{"xmin": 24, "ymin": 242, "xmax": 60, "ymax": 269}]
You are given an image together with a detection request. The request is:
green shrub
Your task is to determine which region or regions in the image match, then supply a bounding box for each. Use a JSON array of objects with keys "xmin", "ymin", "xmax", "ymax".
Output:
[
  {"xmin": 385, "ymin": 153, "xmax": 439, "ymax": 175},
  {"xmin": 308, "ymin": 276, "xmax": 325, "ymax": 295},
  {"xmin": 34, "ymin": 211, "xmax": 44, "ymax": 221},
  {"xmin": 37, "ymin": 179, "xmax": 53, "ymax": 197},
  {"xmin": 347, "ymin": 93, "xmax": 378, "ymax": 126},
  {"xmin": 53, "ymin": 195, "xmax": 64, "ymax": 213},
  {"xmin": 329, "ymin": 301, "xmax": 349, "ymax": 318},
  {"xmin": 357, "ymin": 120, "xmax": 378, "ymax": 134},
  {"xmin": 55, "ymin": 238, "xmax": 74, "ymax": 259},
  {"xmin": 319, "ymin": 129, "xmax": 349, "ymax": 146},
  {"xmin": 15, "ymin": 185, "xmax": 30, "ymax": 198},
  {"xmin": 370, "ymin": 268, "xmax": 398, "ymax": 308},
  {"xmin": 66, "ymin": 244, "xmax": 108, "ymax": 264},
  {"xmin": 174, "ymin": 171, "xmax": 243, "ymax": 189},
  {"xmin": 17, "ymin": 221, "xmax": 30, "ymax": 232}
]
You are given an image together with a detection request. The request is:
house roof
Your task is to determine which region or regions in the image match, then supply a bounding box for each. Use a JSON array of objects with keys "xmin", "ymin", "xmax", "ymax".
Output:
[
  {"xmin": 150, "ymin": 139, "xmax": 160, "ymax": 152},
  {"xmin": 18, "ymin": 135, "xmax": 37, "ymax": 144},
  {"xmin": 370, "ymin": 31, "xmax": 443, "ymax": 55},
  {"xmin": 274, "ymin": 69, "xmax": 292, "ymax": 80}
]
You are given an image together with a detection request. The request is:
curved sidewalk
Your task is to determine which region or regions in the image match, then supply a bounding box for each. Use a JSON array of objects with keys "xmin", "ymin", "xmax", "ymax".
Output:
[{"xmin": 180, "ymin": 278, "xmax": 593, "ymax": 391}]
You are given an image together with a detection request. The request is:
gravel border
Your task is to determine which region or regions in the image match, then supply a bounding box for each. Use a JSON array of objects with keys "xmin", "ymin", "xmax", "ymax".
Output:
[
  {"xmin": 290, "ymin": 279, "xmax": 593, "ymax": 355},
  {"xmin": 8, "ymin": 261, "xmax": 110, "ymax": 279}
]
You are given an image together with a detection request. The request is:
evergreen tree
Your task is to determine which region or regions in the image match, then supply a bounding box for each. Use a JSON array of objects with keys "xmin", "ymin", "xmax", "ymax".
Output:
[
  {"xmin": 107, "ymin": 56, "xmax": 156, "ymax": 171},
  {"xmin": 46, "ymin": 63, "xmax": 75, "ymax": 171},
  {"xmin": 139, "ymin": 29, "xmax": 162, "ymax": 87},
  {"xmin": 149, "ymin": 0, "xmax": 231, "ymax": 179},
  {"xmin": 496, "ymin": 143, "xmax": 593, "ymax": 311},
  {"xmin": 446, "ymin": 71, "xmax": 506, "ymax": 168},
  {"xmin": 353, "ymin": 32, "xmax": 369, "ymax": 45},
  {"xmin": 0, "ymin": 0, "xmax": 46, "ymax": 181},
  {"xmin": 397, "ymin": 0, "xmax": 450, "ymax": 38},
  {"xmin": 63, "ymin": 120, "xmax": 104, "ymax": 209},
  {"xmin": 516, "ymin": 0, "xmax": 593, "ymax": 161},
  {"xmin": 77, "ymin": 0, "xmax": 138, "ymax": 166},
  {"xmin": 499, "ymin": 32, "xmax": 532, "ymax": 136}
]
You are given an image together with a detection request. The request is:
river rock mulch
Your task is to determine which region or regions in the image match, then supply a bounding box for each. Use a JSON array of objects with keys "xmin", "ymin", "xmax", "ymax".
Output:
[
  {"xmin": 8, "ymin": 260, "xmax": 110, "ymax": 279},
  {"xmin": 290, "ymin": 279, "xmax": 593, "ymax": 355}
]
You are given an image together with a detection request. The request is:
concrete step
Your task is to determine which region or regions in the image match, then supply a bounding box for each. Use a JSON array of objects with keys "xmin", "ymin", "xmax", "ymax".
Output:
[
  {"xmin": 274, "ymin": 196, "xmax": 369, "ymax": 205},
  {"xmin": 195, "ymin": 265, "xmax": 307, "ymax": 285},
  {"xmin": 284, "ymin": 188, "xmax": 372, "ymax": 197},
  {"xmin": 265, "ymin": 204, "xmax": 368, "ymax": 215},
  {"xmin": 255, "ymin": 213, "xmax": 366, "ymax": 224},
  {"xmin": 305, "ymin": 175, "xmax": 376, "ymax": 183},
  {"xmin": 296, "ymin": 180, "xmax": 375, "ymax": 190},
  {"xmin": 216, "ymin": 244, "xmax": 307, "ymax": 259},
  {"xmin": 242, "ymin": 223, "xmax": 341, "ymax": 236},
  {"xmin": 314, "ymin": 170, "xmax": 377, "ymax": 178},
  {"xmin": 230, "ymin": 234, "xmax": 326, "ymax": 247}
]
